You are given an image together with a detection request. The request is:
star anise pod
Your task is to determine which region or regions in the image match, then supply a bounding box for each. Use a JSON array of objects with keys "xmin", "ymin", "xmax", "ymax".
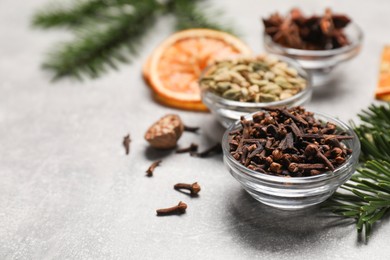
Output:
[
  {"xmin": 262, "ymin": 13, "xmax": 283, "ymax": 36},
  {"xmin": 272, "ymin": 18, "xmax": 303, "ymax": 49}
]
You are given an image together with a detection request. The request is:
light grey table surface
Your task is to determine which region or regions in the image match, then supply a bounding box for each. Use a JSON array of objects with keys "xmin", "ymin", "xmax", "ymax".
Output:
[{"xmin": 1, "ymin": 0, "xmax": 389, "ymax": 259}]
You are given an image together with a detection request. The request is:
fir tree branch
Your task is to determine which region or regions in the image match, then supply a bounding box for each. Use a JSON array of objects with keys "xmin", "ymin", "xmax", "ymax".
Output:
[
  {"xmin": 32, "ymin": 0, "xmax": 110, "ymax": 29},
  {"xmin": 41, "ymin": 0, "xmax": 160, "ymax": 80},
  {"xmin": 355, "ymin": 103, "xmax": 390, "ymax": 161},
  {"xmin": 359, "ymin": 103, "xmax": 390, "ymax": 128},
  {"xmin": 324, "ymin": 160, "xmax": 390, "ymax": 242},
  {"xmin": 32, "ymin": 0, "xmax": 149, "ymax": 29},
  {"xmin": 32, "ymin": 0, "xmax": 236, "ymax": 80},
  {"xmin": 323, "ymin": 102, "xmax": 390, "ymax": 243},
  {"xmin": 168, "ymin": 0, "xmax": 236, "ymax": 34}
]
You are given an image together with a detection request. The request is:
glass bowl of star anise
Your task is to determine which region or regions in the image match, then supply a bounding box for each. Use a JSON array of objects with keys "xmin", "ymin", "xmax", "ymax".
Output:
[{"xmin": 262, "ymin": 8, "xmax": 363, "ymax": 86}]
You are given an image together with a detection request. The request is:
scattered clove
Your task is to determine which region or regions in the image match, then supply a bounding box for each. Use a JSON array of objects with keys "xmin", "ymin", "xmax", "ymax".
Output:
[
  {"xmin": 184, "ymin": 125, "xmax": 200, "ymax": 133},
  {"xmin": 146, "ymin": 160, "xmax": 162, "ymax": 177},
  {"xmin": 228, "ymin": 106, "xmax": 353, "ymax": 177},
  {"xmin": 176, "ymin": 143, "xmax": 199, "ymax": 154},
  {"xmin": 156, "ymin": 201, "xmax": 187, "ymax": 216},
  {"xmin": 190, "ymin": 143, "xmax": 222, "ymax": 158},
  {"xmin": 174, "ymin": 182, "xmax": 201, "ymax": 196},
  {"xmin": 123, "ymin": 134, "xmax": 131, "ymax": 155}
]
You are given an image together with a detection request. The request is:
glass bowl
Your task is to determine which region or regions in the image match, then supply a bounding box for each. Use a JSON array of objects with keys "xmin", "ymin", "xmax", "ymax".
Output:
[
  {"xmin": 222, "ymin": 111, "xmax": 360, "ymax": 210},
  {"xmin": 200, "ymin": 56, "xmax": 313, "ymax": 128},
  {"xmin": 263, "ymin": 22, "xmax": 363, "ymax": 86}
]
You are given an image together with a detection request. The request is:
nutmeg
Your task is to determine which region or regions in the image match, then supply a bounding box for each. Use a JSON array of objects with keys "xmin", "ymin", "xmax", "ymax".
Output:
[{"xmin": 144, "ymin": 114, "xmax": 184, "ymax": 149}]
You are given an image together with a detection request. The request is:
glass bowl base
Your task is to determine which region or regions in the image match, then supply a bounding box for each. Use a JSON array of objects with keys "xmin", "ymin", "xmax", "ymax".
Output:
[
  {"xmin": 308, "ymin": 67, "xmax": 336, "ymax": 86},
  {"xmin": 245, "ymin": 189, "xmax": 334, "ymax": 210}
]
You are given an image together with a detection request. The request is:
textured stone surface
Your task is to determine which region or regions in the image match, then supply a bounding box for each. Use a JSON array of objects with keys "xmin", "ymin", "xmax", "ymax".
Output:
[{"xmin": 0, "ymin": 0, "xmax": 389, "ymax": 259}]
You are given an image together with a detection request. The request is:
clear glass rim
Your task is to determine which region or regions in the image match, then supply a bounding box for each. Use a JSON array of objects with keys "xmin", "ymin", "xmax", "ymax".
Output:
[
  {"xmin": 200, "ymin": 54, "xmax": 313, "ymax": 108},
  {"xmin": 263, "ymin": 22, "xmax": 364, "ymax": 57},
  {"xmin": 222, "ymin": 111, "xmax": 361, "ymax": 184}
]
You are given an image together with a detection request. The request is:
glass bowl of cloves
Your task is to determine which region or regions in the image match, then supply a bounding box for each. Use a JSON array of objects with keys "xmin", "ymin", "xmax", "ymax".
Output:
[
  {"xmin": 262, "ymin": 8, "xmax": 363, "ymax": 86},
  {"xmin": 222, "ymin": 106, "xmax": 360, "ymax": 210},
  {"xmin": 200, "ymin": 54, "xmax": 313, "ymax": 128}
]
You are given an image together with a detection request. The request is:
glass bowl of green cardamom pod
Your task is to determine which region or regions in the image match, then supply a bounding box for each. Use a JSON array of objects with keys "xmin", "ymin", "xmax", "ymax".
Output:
[
  {"xmin": 200, "ymin": 55, "xmax": 313, "ymax": 128},
  {"xmin": 222, "ymin": 108, "xmax": 360, "ymax": 210}
]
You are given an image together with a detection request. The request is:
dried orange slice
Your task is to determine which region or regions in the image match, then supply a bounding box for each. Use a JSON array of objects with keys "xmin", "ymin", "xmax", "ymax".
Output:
[
  {"xmin": 376, "ymin": 45, "xmax": 390, "ymax": 101},
  {"xmin": 144, "ymin": 29, "xmax": 252, "ymax": 111}
]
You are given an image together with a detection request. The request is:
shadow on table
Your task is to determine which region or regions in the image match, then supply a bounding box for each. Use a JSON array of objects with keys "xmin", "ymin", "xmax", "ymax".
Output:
[
  {"xmin": 200, "ymin": 116, "xmax": 226, "ymax": 144},
  {"xmin": 144, "ymin": 146, "xmax": 175, "ymax": 161},
  {"xmin": 224, "ymin": 189, "xmax": 354, "ymax": 253},
  {"xmin": 310, "ymin": 70, "xmax": 349, "ymax": 102}
]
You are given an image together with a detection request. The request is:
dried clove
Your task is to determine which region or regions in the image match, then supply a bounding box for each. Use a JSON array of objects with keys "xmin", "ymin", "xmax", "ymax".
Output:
[
  {"xmin": 146, "ymin": 160, "xmax": 162, "ymax": 177},
  {"xmin": 123, "ymin": 134, "xmax": 131, "ymax": 155},
  {"xmin": 270, "ymin": 162, "xmax": 282, "ymax": 173},
  {"xmin": 176, "ymin": 143, "xmax": 199, "ymax": 154},
  {"xmin": 191, "ymin": 143, "xmax": 222, "ymax": 158},
  {"xmin": 301, "ymin": 134, "xmax": 353, "ymax": 140},
  {"xmin": 228, "ymin": 106, "xmax": 353, "ymax": 177},
  {"xmin": 288, "ymin": 163, "xmax": 326, "ymax": 173},
  {"xmin": 304, "ymin": 144, "xmax": 334, "ymax": 171},
  {"xmin": 174, "ymin": 182, "xmax": 201, "ymax": 196},
  {"xmin": 156, "ymin": 201, "xmax": 187, "ymax": 216}
]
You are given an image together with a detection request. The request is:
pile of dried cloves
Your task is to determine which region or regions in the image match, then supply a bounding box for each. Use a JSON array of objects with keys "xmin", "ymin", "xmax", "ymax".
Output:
[
  {"xmin": 263, "ymin": 8, "xmax": 351, "ymax": 50},
  {"xmin": 228, "ymin": 106, "xmax": 353, "ymax": 177}
]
